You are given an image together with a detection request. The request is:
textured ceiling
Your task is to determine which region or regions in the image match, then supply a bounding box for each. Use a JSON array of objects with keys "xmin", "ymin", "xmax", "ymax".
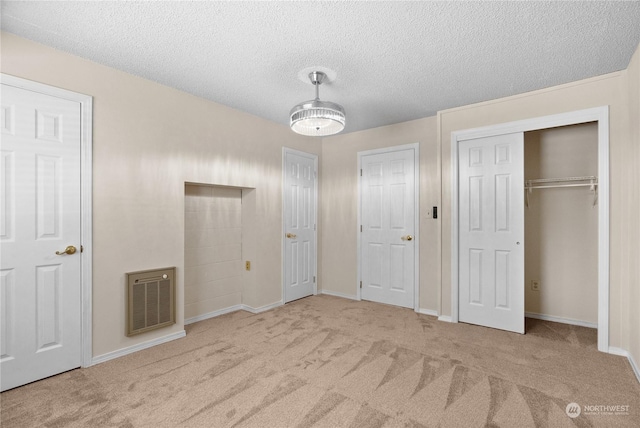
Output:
[{"xmin": 2, "ymin": 1, "xmax": 640, "ymax": 134}]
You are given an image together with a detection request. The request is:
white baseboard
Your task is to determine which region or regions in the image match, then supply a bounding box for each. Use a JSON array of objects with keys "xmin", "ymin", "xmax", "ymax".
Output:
[
  {"xmin": 91, "ymin": 330, "xmax": 186, "ymax": 366},
  {"xmin": 608, "ymin": 347, "xmax": 640, "ymax": 384},
  {"xmin": 91, "ymin": 301, "xmax": 282, "ymax": 366},
  {"xmin": 241, "ymin": 301, "xmax": 283, "ymax": 314},
  {"xmin": 627, "ymin": 353, "xmax": 639, "ymax": 382},
  {"xmin": 525, "ymin": 312, "xmax": 597, "ymax": 329},
  {"xmin": 185, "ymin": 301, "xmax": 282, "ymax": 324},
  {"xmin": 185, "ymin": 305, "xmax": 244, "ymax": 325},
  {"xmin": 321, "ymin": 289, "xmax": 359, "ymax": 301},
  {"xmin": 417, "ymin": 308, "xmax": 438, "ymax": 317},
  {"xmin": 607, "ymin": 347, "xmax": 628, "ymax": 357},
  {"xmin": 438, "ymin": 315, "xmax": 452, "ymax": 323}
]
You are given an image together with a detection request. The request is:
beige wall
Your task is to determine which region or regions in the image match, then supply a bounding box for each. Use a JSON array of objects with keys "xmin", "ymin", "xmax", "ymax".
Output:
[
  {"xmin": 321, "ymin": 117, "xmax": 440, "ymax": 311},
  {"xmin": 1, "ymin": 32, "xmax": 322, "ymax": 357},
  {"xmin": 184, "ymin": 185, "xmax": 243, "ymax": 320},
  {"xmin": 625, "ymin": 44, "xmax": 640, "ymax": 373},
  {"xmin": 3, "ymin": 31, "xmax": 638, "ymax": 372},
  {"xmin": 320, "ymin": 43, "xmax": 640, "ymax": 364},
  {"xmin": 524, "ymin": 124, "xmax": 598, "ymax": 324}
]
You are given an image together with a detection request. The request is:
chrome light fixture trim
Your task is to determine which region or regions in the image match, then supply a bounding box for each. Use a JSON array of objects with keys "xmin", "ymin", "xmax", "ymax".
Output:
[{"xmin": 290, "ymin": 71, "xmax": 345, "ymax": 137}]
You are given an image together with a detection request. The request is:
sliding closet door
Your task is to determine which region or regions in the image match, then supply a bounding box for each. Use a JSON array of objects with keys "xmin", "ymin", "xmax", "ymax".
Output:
[{"xmin": 458, "ymin": 133, "xmax": 525, "ymax": 334}]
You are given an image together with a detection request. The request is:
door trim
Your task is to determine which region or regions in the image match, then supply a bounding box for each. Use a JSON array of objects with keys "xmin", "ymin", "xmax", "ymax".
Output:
[
  {"xmin": 357, "ymin": 143, "xmax": 420, "ymax": 311},
  {"xmin": 450, "ymin": 106, "xmax": 609, "ymax": 352},
  {"xmin": 281, "ymin": 148, "xmax": 318, "ymax": 302},
  {"xmin": 1, "ymin": 73, "xmax": 94, "ymax": 366}
]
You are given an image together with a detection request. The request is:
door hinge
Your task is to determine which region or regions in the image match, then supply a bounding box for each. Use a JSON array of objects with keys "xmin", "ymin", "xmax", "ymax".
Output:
[
  {"xmin": 314, "ymin": 224, "xmax": 316, "ymax": 231},
  {"xmin": 313, "ymin": 276, "xmax": 316, "ymax": 283},
  {"xmin": 360, "ymin": 169, "xmax": 362, "ymax": 176},
  {"xmin": 360, "ymin": 281, "xmax": 362, "ymax": 289},
  {"xmin": 360, "ymin": 225, "xmax": 362, "ymax": 232}
]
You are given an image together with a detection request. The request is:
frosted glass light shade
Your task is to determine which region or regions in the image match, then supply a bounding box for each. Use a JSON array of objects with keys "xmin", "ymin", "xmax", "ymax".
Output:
[{"xmin": 290, "ymin": 100, "xmax": 345, "ymax": 137}]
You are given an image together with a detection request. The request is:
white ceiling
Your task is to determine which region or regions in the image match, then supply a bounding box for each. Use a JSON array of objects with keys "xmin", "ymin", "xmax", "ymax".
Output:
[{"xmin": 2, "ymin": 1, "xmax": 640, "ymax": 134}]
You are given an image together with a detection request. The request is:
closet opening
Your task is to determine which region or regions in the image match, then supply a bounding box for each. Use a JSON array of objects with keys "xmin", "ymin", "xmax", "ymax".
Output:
[
  {"xmin": 451, "ymin": 106, "xmax": 609, "ymax": 352},
  {"xmin": 523, "ymin": 123, "xmax": 598, "ymax": 348}
]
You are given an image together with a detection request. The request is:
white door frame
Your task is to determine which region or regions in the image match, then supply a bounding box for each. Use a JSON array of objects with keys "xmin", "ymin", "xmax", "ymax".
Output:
[
  {"xmin": 281, "ymin": 147, "xmax": 318, "ymax": 301},
  {"xmin": 357, "ymin": 143, "xmax": 420, "ymax": 311},
  {"xmin": 450, "ymin": 106, "xmax": 609, "ymax": 352},
  {"xmin": 1, "ymin": 73, "xmax": 93, "ymax": 366}
]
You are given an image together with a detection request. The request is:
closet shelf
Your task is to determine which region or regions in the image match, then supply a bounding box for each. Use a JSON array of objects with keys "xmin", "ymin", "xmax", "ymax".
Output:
[{"xmin": 525, "ymin": 176, "xmax": 598, "ymax": 207}]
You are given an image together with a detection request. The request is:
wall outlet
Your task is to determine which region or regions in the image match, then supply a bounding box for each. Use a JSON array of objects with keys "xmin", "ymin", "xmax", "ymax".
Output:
[
  {"xmin": 245, "ymin": 261, "xmax": 251, "ymax": 271},
  {"xmin": 531, "ymin": 280, "xmax": 540, "ymax": 291}
]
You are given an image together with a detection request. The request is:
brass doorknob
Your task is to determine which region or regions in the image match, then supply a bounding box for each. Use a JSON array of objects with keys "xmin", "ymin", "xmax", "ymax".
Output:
[
  {"xmin": 286, "ymin": 233, "xmax": 297, "ymax": 239},
  {"xmin": 55, "ymin": 245, "xmax": 77, "ymax": 255},
  {"xmin": 401, "ymin": 235, "xmax": 413, "ymax": 241}
]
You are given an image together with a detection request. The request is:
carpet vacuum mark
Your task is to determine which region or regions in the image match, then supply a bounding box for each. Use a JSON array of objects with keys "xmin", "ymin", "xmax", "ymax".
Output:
[{"xmin": 1, "ymin": 295, "xmax": 638, "ymax": 427}]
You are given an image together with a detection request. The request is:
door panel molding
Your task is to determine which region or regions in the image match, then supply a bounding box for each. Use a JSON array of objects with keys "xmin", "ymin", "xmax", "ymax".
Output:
[
  {"xmin": 458, "ymin": 133, "xmax": 524, "ymax": 333},
  {"xmin": 450, "ymin": 106, "xmax": 609, "ymax": 352},
  {"xmin": 282, "ymin": 148, "xmax": 318, "ymax": 303},
  {"xmin": 1, "ymin": 73, "xmax": 93, "ymax": 367},
  {"xmin": 357, "ymin": 143, "xmax": 420, "ymax": 311}
]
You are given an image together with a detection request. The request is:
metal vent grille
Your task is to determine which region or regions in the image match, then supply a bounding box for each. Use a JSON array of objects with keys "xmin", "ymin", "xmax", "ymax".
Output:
[{"xmin": 126, "ymin": 267, "xmax": 176, "ymax": 336}]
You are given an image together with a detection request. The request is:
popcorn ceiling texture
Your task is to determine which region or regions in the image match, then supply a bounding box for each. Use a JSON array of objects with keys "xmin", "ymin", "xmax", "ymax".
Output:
[{"xmin": 1, "ymin": 1, "xmax": 639, "ymax": 133}]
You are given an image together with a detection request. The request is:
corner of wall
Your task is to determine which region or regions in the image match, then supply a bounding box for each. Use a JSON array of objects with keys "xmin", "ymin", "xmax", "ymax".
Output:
[
  {"xmin": 625, "ymin": 42, "xmax": 640, "ymax": 382},
  {"xmin": 241, "ymin": 188, "xmax": 258, "ymax": 308}
]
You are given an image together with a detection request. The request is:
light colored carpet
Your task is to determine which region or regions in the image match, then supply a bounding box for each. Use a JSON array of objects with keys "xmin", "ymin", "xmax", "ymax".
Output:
[{"xmin": 1, "ymin": 295, "xmax": 638, "ymax": 427}]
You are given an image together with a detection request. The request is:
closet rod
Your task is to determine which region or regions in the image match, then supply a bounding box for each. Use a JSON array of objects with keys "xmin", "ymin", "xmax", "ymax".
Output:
[
  {"xmin": 525, "ymin": 176, "xmax": 598, "ymax": 207},
  {"xmin": 526, "ymin": 183, "xmax": 596, "ymax": 190},
  {"xmin": 525, "ymin": 175, "xmax": 597, "ymax": 185}
]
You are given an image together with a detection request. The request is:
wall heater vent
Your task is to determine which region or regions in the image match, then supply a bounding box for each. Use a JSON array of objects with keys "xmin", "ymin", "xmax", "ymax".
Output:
[{"xmin": 126, "ymin": 267, "xmax": 176, "ymax": 336}]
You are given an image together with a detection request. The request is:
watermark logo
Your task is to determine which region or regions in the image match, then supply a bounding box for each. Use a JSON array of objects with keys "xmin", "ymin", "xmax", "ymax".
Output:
[
  {"xmin": 566, "ymin": 403, "xmax": 581, "ymax": 418},
  {"xmin": 566, "ymin": 402, "xmax": 630, "ymax": 418},
  {"xmin": 583, "ymin": 404, "xmax": 630, "ymax": 416}
]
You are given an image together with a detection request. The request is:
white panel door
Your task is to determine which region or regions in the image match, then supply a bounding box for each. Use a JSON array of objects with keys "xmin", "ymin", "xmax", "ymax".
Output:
[
  {"xmin": 361, "ymin": 148, "xmax": 415, "ymax": 309},
  {"xmin": 1, "ymin": 84, "xmax": 82, "ymax": 391},
  {"xmin": 283, "ymin": 150, "xmax": 316, "ymax": 303},
  {"xmin": 458, "ymin": 133, "xmax": 524, "ymax": 333}
]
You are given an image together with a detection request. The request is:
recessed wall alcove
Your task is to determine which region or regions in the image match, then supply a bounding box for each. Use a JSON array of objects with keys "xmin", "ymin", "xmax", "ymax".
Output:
[{"xmin": 184, "ymin": 183, "xmax": 256, "ymax": 323}]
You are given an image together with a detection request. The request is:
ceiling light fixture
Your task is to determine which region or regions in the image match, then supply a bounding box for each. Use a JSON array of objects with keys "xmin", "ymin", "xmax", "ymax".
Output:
[{"xmin": 290, "ymin": 71, "xmax": 345, "ymax": 137}]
